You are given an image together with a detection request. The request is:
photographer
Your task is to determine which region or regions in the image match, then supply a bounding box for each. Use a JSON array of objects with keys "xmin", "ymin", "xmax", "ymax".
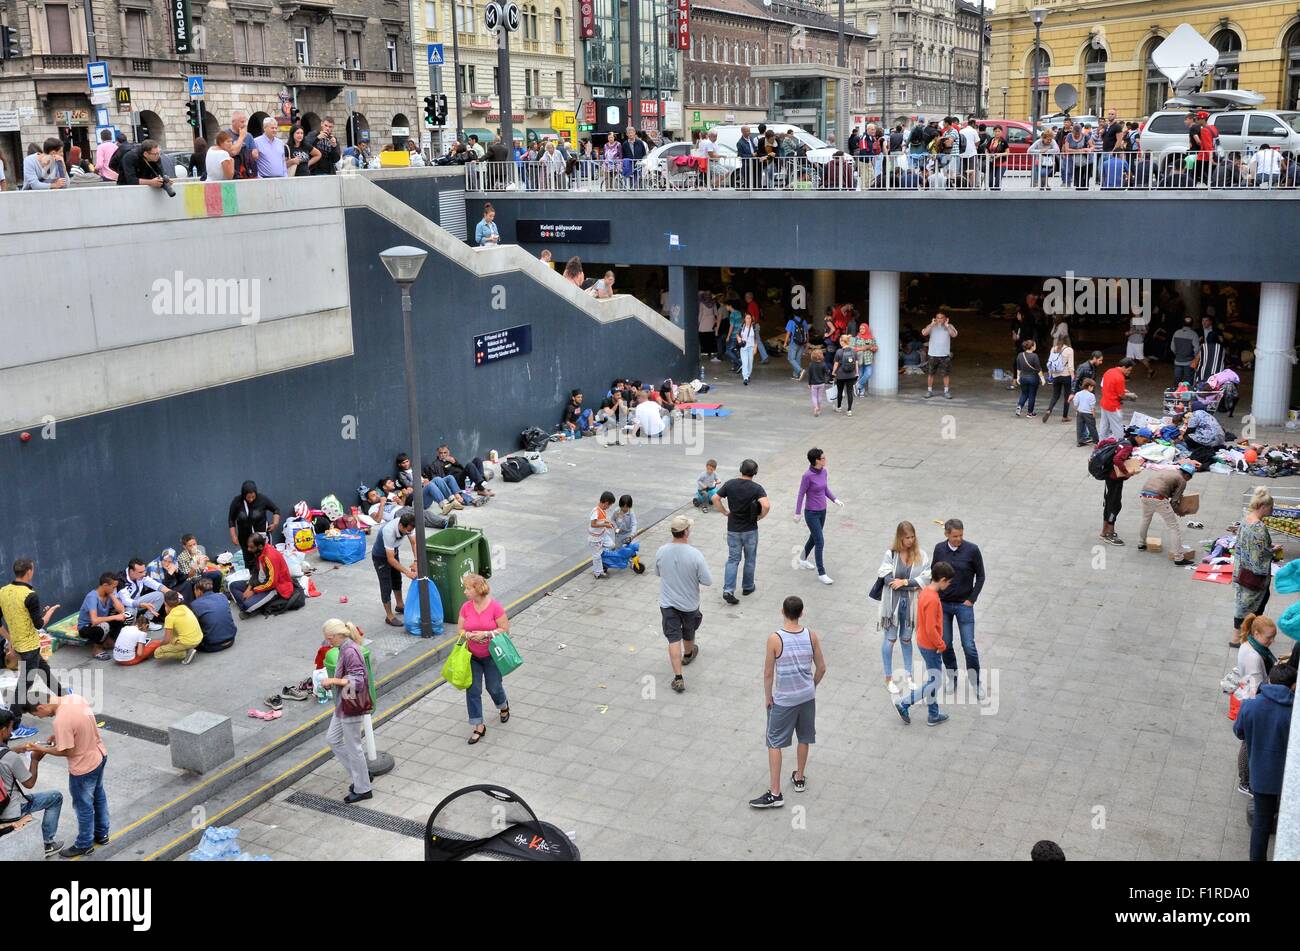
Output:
[
  {"xmin": 305, "ymin": 116, "xmax": 341, "ymax": 175},
  {"xmin": 116, "ymin": 139, "xmax": 171, "ymax": 194}
]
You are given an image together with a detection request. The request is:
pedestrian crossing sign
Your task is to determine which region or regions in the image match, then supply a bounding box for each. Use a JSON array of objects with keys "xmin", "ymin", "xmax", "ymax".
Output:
[{"xmin": 187, "ymin": 75, "xmax": 205, "ymax": 97}]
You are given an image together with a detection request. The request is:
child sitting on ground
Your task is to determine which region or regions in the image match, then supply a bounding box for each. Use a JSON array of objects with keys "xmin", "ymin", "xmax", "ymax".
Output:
[
  {"xmin": 694, "ymin": 459, "xmax": 722, "ymax": 510},
  {"xmin": 112, "ymin": 616, "xmax": 161, "ymax": 666},
  {"xmin": 613, "ymin": 495, "xmax": 637, "ymax": 548}
]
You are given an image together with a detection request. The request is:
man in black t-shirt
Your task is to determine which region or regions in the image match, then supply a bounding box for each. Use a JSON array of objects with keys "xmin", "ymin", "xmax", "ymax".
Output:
[
  {"xmin": 305, "ymin": 117, "xmax": 341, "ymax": 175},
  {"xmin": 712, "ymin": 459, "xmax": 770, "ymax": 604},
  {"xmin": 1100, "ymin": 109, "xmax": 1122, "ymax": 153}
]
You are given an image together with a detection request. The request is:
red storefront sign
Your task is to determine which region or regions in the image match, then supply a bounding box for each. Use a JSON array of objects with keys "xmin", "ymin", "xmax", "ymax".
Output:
[
  {"xmin": 579, "ymin": 1, "xmax": 595, "ymax": 39},
  {"xmin": 674, "ymin": 0, "xmax": 689, "ymax": 51},
  {"xmin": 639, "ymin": 100, "xmax": 659, "ymax": 117},
  {"xmin": 581, "ymin": 100, "xmax": 596, "ymax": 123}
]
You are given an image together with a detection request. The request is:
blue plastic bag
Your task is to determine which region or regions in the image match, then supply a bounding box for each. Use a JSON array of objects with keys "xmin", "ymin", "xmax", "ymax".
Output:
[
  {"xmin": 1275, "ymin": 558, "xmax": 1300, "ymax": 594},
  {"xmin": 1278, "ymin": 601, "xmax": 1300, "ymax": 639},
  {"xmin": 317, "ymin": 530, "xmax": 366, "ymax": 565},
  {"xmin": 404, "ymin": 578, "xmax": 445, "ymax": 637}
]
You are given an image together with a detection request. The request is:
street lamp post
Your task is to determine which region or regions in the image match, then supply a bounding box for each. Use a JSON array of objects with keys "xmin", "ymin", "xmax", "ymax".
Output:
[
  {"xmin": 1001, "ymin": 85, "xmax": 1008, "ymax": 118},
  {"xmin": 451, "ymin": 3, "xmax": 464, "ymax": 142},
  {"xmin": 379, "ymin": 246, "xmax": 434, "ymax": 640},
  {"xmin": 1029, "ymin": 7, "xmax": 1047, "ymax": 127}
]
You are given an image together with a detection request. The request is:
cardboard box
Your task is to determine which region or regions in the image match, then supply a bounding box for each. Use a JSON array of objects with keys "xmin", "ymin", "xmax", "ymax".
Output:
[
  {"xmin": 1175, "ymin": 492, "xmax": 1200, "ymax": 516},
  {"xmin": 1145, "ymin": 536, "xmax": 1163, "ymax": 553}
]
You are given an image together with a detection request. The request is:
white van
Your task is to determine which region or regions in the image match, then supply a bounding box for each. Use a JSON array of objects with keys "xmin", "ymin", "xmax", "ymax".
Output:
[
  {"xmin": 1138, "ymin": 90, "xmax": 1300, "ymax": 158},
  {"xmin": 709, "ymin": 124, "xmax": 839, "ymax": 165}
]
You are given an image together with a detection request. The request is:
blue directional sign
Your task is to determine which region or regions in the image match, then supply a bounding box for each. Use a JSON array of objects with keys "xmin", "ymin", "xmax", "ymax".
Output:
[
  {"xmin": 87, "ymin": 60, "xmax": 110, "ymax": 89},
  {"xmin": 95, "ymin": 106, "xmax": 111, "ymax": 128},
  {"xmin": 187, "ymin": 75, "xmax": 205, "ymax": 97},
  {"xmin": 427, "ymin": 43, "xmax": 444, "ymax": 66}
]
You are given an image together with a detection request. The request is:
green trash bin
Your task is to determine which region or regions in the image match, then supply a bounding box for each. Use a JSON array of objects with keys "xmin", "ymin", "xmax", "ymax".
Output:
[{"xmin": 425, "ymin": 527, "xmax": 492, "ymax": 624}]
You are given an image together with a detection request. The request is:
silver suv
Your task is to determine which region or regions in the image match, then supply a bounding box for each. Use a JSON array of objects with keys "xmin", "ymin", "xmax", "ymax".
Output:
[{"xmin": 1140, "ymin": 108, "xmax": 1300, "ymax": 158}]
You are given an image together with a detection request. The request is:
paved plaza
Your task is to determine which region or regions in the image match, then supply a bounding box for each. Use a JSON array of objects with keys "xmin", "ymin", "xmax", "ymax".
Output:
[{"xmin": 189, "ymin": 333, "xmax": 1292, "ymax": 862}]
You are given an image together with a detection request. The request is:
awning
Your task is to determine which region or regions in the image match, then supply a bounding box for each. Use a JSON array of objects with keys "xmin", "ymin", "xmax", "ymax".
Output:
[
  {"xmin": 462, "ymin": 127, "xmax": 495, "ymax": 143},
  {"xmin": 526, "ymin": 127, "xmax": 558, "ymax": 142}
]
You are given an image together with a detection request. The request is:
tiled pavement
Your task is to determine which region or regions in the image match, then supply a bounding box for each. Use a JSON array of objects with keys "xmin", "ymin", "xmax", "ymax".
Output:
[{"xmin": 228, "ymin": 347, "xmax": 1296, "ymax": 861}]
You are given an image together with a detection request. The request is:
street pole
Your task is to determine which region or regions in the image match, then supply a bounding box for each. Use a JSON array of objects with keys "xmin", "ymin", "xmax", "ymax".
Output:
[
  {"xmin": 399, "ymin": 284, "xmax": 434, "ymax": 639},
  {"xmin": 498, "ymin": 25, "xmax": 514, "ymax": 148},
  {"xmin": 452, "ymin": 4, "xmax": 464, "ymax": 142},
  {"xmin": 83, "ymin": 0, "xmax": 99, "ymax": 59},
  {"xmin": 629, "ymin": 0, "xmax": 641, "ymax": 133},
  {"xmin": 1031, "ymin": 21, "xmax": 1043, "ymax": 126},
  {"xmin": 653, "ymin": 7, "xmax": 662, "ymax": 136},
  {"xmin": 837, "ymin": 0, "xmax": 845, "ymax": 68},
  {"xmin": 976, "ymin": 1, "xmax": 985, "ymax": 118},
  {"xmin": 947, "ymin": 56, "xmax": 953, "ymax": 115}
]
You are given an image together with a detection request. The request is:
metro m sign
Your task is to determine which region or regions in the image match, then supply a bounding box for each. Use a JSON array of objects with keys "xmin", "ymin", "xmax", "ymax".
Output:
[
  {"xmin": 579, "ymin": 0, "xmax": 595, "ymax": 39},
  {"xmin": 674, "ymin": 0, "xmax": 689, "ymax": 51}
]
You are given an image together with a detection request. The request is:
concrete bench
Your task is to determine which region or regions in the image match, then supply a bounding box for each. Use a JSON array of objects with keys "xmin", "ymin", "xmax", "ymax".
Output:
[
  {"xmin": 0, "ymin": 818, "xmax": 44, "ymax": 862},
  {"xmin": 169, "ymin": 712, "xmax": 235, "ymax": 774}
]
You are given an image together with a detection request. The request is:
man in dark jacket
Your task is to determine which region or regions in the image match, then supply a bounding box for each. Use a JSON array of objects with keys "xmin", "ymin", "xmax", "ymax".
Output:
[
  {"xmin": 932, "ymin": 519, "xmax": 986, "ymax": 697},
  {"xmin": 305, "ymin": 117, "xmax": 341, "ymax": 175},
  {"xmin": 1234, "ymin": 665, "xmax": 1295, "ymax": 861},
  {"xmin": 116, "ymin": 140, "xmax": 167, "ymax": 188}
]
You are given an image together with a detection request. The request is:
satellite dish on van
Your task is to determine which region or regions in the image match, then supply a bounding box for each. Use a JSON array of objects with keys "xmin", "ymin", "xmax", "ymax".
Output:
[
  {"xmin": 1151, "ymin": 24, "xmax": 1219, "ymax": 95},
  {"xmin": 1053, "ymin": 83, "xmax": 1078, "ymax": 114}
]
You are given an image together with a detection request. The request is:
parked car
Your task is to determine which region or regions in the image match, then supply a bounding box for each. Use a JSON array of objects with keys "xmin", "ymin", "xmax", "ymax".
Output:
[
  {"xmin": 1141, "ymin": 107, "xmax": 1300, "ymax": 159},
  {"xmin": 977, "ymin": 118, "xmax": 1035, "ymax": 170},
  {"xmin": 710, "ymin": 123, "xmax": 838, "ymax": 166},
  {"xmin": 640, "ymin": 140, "xmax": 740, "ymax": 186}
]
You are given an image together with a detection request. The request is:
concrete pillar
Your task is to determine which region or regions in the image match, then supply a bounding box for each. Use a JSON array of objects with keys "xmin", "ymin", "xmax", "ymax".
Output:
[
  {"xmin": 667, "ymin": 265, "xmax": 699, "ymax": 370},
  {"xmin": 869, "ymin": 270, "xmax": 900, "ymax": 396},
  {"xmin": 1252, "ymin": 282, "xmax": 1298, "ymax": 427},
  {"xmin": 1175, "ymin": 279, "xmax": 1202, "ymax": 320},
  {"xmin": 812, "ymin": 269, "xmax": 835, "ymax": 325}
]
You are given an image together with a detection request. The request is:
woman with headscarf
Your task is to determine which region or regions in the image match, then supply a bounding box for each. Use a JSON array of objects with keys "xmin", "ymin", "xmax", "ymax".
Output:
[
  {"xmin": 227, "ymin": 481, "xmax": 281, "ymax": 551},
  {"xmin": 318, "ymin": 619, "xmax": 374, "ymax": 803}
]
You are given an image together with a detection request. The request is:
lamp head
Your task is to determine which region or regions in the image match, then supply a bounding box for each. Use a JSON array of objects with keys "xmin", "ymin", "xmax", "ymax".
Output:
[
  {"xmin": 1029, "ymin": 7, "xmax": 1047, "ymax": 26},
  {"xmin": 379, "ymin": 245, "xmax": 429, "ymax": 285}
]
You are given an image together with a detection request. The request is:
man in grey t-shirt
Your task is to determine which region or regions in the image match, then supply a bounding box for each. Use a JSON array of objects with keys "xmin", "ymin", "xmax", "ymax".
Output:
[
  {"xmin": 0, "ymin": 707, "xmax": 64, "ymax": 854},
  {"xmin": 655, "ymin": 514, "xmax": 713, "ymax": 695},
  {"xmin": 1169, "ymin": 316, "xmax": 1200, "ymax": 387}
]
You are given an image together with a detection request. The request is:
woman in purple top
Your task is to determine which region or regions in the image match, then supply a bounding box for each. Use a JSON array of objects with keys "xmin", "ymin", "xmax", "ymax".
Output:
[{"xmin": 794, "ymin": 448, "xmax": 844, "ymax": 585}]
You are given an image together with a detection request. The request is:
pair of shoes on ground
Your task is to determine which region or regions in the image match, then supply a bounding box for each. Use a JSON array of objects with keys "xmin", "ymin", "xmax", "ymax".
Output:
[{"xmin": 749, "ymin": 771, "xmax": 808, "ymax": 808}]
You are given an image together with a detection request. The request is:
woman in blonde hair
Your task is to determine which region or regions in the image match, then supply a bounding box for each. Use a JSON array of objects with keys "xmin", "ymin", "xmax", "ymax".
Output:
[
  {"xmin": 1232, "ymin": 488, "xmax": 1274, "ymax": 646},
  {"xmin": 1233, "ymin": 614, "xmax": 1279, "ymax": 796},
  {"xmin": 876, "ymin": 521, "xmax": 930, "ymax": 694},
  {"xmin": 458, "ymin": 573, "xmax": 511, "ymax": 745},
  {"xmin": 318, "ymin": 619, "xmax": 373, "ymax": 803}
]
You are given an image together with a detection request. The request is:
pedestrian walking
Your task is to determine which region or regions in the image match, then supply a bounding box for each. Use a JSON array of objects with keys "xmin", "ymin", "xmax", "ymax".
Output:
[
  {"xmin": 892, "ymin": 561, "xmax": 953, "ymax": 726},
  {"xmin": 1099, "ymin": 432, "xmax": 1143, "ymax": 546},
  {"xmin": 1136, "ymin": 463, "xmax": 1196, "ymax": 565},
  {"xmin": 1232, "ymin": 488, "xmax": 1275, "ymax": 646},
  {"xmin": 807, "ymin": 347, "xmax": 829, "ymax": 416},
  {"xmin": 831, "ymin": 335, "xmax": 859, "ymax": 414},
  {"xmin": 713, "ymin": 460, "xmax": 770, "ymax": 604},
  {"xmin": 1097, "ymin": 358, "xmax": 1136, "ymax": 442},
  {"xmin": 318, "ymin": 619, "xmax": 374, "ymax": 803},
  {"xmin": 1041, "ymin": 336, "xmax": 1075, "ymax": 423},
  {"xmin": 458, "ymin": 574, "xmax": 511, "ymax": 745},
  {"xmin": 655, "ymin": 515, "xmax": 712, "ymax": 694},
  {"xmin": 853, "ymin": 322, "xmax": 877, "ymax": 397},
  {"xmin": 876, "ymin": 521, "xmax": 931, "ymax": 695},
  {"xmin": 794, "ymin": 448, "xmax": 843, "ymax": 585},
  {"xmin": 749, "ymin": 596, "xmax": 827, "ymax": 809},
  {"xmin": 1014, "ymin": 340, "xmax": 1043, "ymax": 418},
  {"xmin": 588, "ymin": 491, "xmax": 617, "ymax": 579},
  {"xmin": 23, "ymin": 688, "xmax": 108, "ymax": 857},
  {"xmin": 1071, "ymin": 377, "xmax": 1099, "ymax": 446},
  {"xmin": 738, "ymin": 312, "xmax": 758, "ymax": 385},
  {"xmin": 932, "ymin": 520, "xmax": 986, "ymax": 697},
  {"xmin": 785, "ymin": 312, "xmax": 809, "ymax": 379},
  {"xmin": 1234, "ymin": 664, "xmax": 1295, "ymax": 861},
  {"xmin": 1234, "ymin": 613, "xmax": 1279, "ymax": 796},
  {"xmin": 922, "ymin": 312, "xmax": 957, "ymax": 399}
]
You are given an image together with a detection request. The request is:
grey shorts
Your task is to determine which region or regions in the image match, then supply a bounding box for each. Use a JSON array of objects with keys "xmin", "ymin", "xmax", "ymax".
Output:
[
  {"xmin": 766, "ymin": 698, "xmax": 816, "ymax": 749},
  {"xmin": 660, "ymin": 606, "xmax": 702, "ymax": 644}
]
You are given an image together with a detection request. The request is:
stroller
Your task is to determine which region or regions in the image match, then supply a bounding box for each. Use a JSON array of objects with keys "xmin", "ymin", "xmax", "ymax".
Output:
[{"xmin": 601, "ymin": 541, "xmax": 646, "ymax": 574}]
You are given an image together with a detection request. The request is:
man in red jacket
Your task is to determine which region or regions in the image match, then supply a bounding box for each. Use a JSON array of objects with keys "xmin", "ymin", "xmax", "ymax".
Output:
[{"xmin": 228, "ymin": 534, "xmax": 298, "ymax": 616}]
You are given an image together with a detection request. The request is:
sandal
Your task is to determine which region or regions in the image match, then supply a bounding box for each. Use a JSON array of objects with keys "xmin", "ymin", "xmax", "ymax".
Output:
[
  {"xmin": 499, "ymin": 707, "xmax": 511, "ymax": 724},
  {"xmin": 681, "ymin": 645, "xmax": 699, "ymax": 666},
  {"xmin": 468, "ymin": 725, "xmax": 486, "ymax": 745},
  {"xmin": 671, "ymin": 675, "xmax": 685, "ymax": 693},
  {"xmin": 247, "ymin": 708, "xmax": 283, "ymax": 721},
  {"xmin": 93, "ymin": 650, "xmax": 113, "ymax": 661},
  {"xmin": 385, "ymin": 617, "xmax": 404, "ymax": 627}
]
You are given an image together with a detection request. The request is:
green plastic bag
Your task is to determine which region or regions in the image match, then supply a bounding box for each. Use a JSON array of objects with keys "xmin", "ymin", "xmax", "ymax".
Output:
[
  {"xmin": 489, "ymin": 631, "xmax": 524, "ymax": 677},
  {"xmin": 441, "ymin": 635, "xmax": 472, "ymax": 690}
]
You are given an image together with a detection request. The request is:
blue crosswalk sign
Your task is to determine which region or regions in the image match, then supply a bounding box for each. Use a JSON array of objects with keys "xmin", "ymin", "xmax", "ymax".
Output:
[
  {"xmin": 187, "ymin": 75, "xmax": 205, "ymax": 97},
  {"xmin": 427, "ymin": 44, "xmax": 444, "ymax": 66}
]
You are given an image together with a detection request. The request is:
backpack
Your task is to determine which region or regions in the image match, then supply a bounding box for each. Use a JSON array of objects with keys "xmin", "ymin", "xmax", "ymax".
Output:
[
  {"xmin": 1087, "ymin": 438, "xmax": 1122, "ymax": 481},
  {"xmin": 108, "ymin": 146, "xmax": 125, "ymax": 175},
  {"xmin": 500, "ymin": 457, "xmax": 533, "ymax": 483},
  {"xmin": 792, "ymin": 321, "xmax": 807, "ymax": 347},
  {"xmin": 520, "ymin": 427, "xmax": 550, "ymax": 452},
  {"xmin": 0, "ymin": 747, "xmax": 30, "ymax": 815}
]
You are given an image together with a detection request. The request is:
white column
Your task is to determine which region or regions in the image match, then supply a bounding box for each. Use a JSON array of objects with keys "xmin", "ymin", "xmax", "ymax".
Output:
[
  {"xmin": 1252, "ymin": 282, "xmax": 1298, "ymax": 427},
  {"xmin": 811, "ymin": 269, "xmax": 835, "ymax": 325},
  {"xmin": 869, "ymin": 270, "xmax": 900, "ymax": 396}
]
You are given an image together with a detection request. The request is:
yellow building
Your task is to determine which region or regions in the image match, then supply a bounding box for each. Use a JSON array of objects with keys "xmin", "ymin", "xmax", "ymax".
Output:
[{"xmin": 989, "ymin": 0, "xmax": 1300, "ymax": 121}]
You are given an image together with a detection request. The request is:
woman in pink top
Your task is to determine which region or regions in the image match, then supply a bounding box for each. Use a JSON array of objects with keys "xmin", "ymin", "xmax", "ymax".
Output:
[{"xmin": 458, "ymin": 573, "xmax": 511, "ymax": 745}]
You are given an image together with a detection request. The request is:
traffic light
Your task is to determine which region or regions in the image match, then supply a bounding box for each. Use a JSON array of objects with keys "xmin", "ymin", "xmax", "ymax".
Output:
[
  {"xmin": 436, "ymin": 94, "xmax": 448, "ymax": 125},
  {"xmin": 424, "ymin": 95, "xmax": 437, "ymax": 126},
  {"xmin": 185, "ymin": 100, "xmax": 200, "ymax": 129},
  {"xmin": 290, "ymin": 106, "xmax": 300, "ymax": 126},
  {"xmin": 1, "ymin": 25, "xmax": 20, "ymax": 60}
]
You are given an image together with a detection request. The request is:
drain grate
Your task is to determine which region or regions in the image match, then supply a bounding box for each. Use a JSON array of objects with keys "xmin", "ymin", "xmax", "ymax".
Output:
[
  {"xmin": 98, "ymin": 715, "xmax": 170, "ymax": 745},
  {"xmin": 879, "ymin": 457, "xmax": 923, "ymax": 469},
  {"xmin": 286, "ymin": 792, "xmax": 425, "ymax": 838}
]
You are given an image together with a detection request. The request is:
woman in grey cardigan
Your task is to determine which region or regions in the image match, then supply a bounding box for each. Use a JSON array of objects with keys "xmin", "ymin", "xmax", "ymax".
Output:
[
  {"xmin": 876, "ymin": 521, "xmax": 931, "ymax": 695},
  {"xmin": 318, "ymin": 619, "xmax": 374, "ymax": 804}
]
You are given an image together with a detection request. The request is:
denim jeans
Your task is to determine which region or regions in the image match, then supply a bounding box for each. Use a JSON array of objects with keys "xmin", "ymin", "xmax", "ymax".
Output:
[
  {"xmin": 466, "ymin": 654, "xmax": 508, "ymax": 726},
  {"xmin": 940, "ymin": 602, "xmax": 980, "ymax": 688},
  {"xmin": 899, "ymin": 647, "xmax": 943, "ymax": 720},
  {"xmin": 856, "ymin": 363, "xmax": 873, "ymax": 395},
  {"xmin": 426, "ymin": 475, "xmax": 471, "ymax": 505},
  {"xmin": 787, "ymin": 342, "xmax": 804, "ymax": 376},
  {"xmin": 740, "ymin": 345, "xmax": 755, "ymax": 381},
  {"xmin": 1172, "ymin": 364, "xmax": 1195, "ymax": 386},
  {"xmin": 21, "ymin": 789, "xmax": 64, "ymax": 845},
  {"xmin": 881, "ymin": 595, "xmax": 914, "ymax": 680},
  {"xmin": 724, "ymin": 529, "xmax": 758, "ymax": 594},
  {"xmin": 802, "ymin": 508, "xmax": 827, "ymax": 574},
  {"xmin": 1076, "ymin": 411, "xmax": 1098, "ymax": 443},
  {"xmin": 1017, "ymin": 378, "xmax": 1039, "ymax": 413},
  {"xmin": 69, "ymin": 756, "xmax": 109, "ymax": 849},
  {"xmin": 1251, "ymin": 792, "xmax": 1279, "ymax": 861},
  {"xmin": 756, "ymin": 337, "xmax": 769, "ymax": 362}
]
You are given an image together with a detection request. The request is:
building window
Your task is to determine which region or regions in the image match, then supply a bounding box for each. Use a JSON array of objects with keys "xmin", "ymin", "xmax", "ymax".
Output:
[
  {"xmin": 459, "ymin": 63, "xmax": 477, "ymax": 94},
  {"xmin": 1029, "ymin": 47, "xmax": 1050, "ymax": 119},
  {"xmin": 868, "ymin": 48, "xmax": 877, "ymax": 70},
  {"xmin": 1286, "ymin": 26, "xmax": 1300, "ymax": 110},
  {"xmin": 711, "ymin": 76, "xmax": 718, "ymax": 104},
  {"xmin": 554, "ymin": 8, "xmax": 563, "ymax": 45},
  {"xmin": 294, "ymin": 26, "xmax": 310, "ymax": 65},
  {"xmin": 45, "ymin": 4, "xmax": 74, "ymax": 54},
  {"xmin": 493, "ymin": 66, "xmax": 500, "ymax": 95},
  {"xmin": 1142, "ymin": 39, "xmax": 1168, "ymax": 116},
  {"xmin": 556, "ymin": 70, "xmax": 563, "ymax": 94},
  {"xmin": 124, "ymin": 9, "xmax": 148, "ymax": 56},
  {"xmin": 425, "ymin": 1, "xmax": 438, "ymax": 30},
  {"xmin": 734, "ymin": 79, "xmax": 740, "ymax": 106},
  {"xmin": 743, "ymin": 45, "xmax": 749, "ymax": 66},
  {"xmin": 1084, "ymin": 46, "xmax": 1106, "ymax": 116},
  {"xmin": 1211, "ymin": 29, "xmax": 1241, "ymax": 90},
  {"xmin": 235, "ymin": 20, "xmax": 266, "ymax": 62},
  {"xmin": 387, "ymin": 38, "xmax": 399, "ymax": 72},
  {"xmin": 689, "ymin": 76, "xmax": 695, "ymax": 102},
  {"xmin": 336, "ymin": 31, "xmax": 361, "ymax": 69},
  {"xmin": 755, "ymin": 79, "xmax": 762, "ymax": 106},
  {"xmin": 456, "ymin": 0, "xmax": 475, "ymax": 34},
  {"xmin": 711, "ymin": 37, "xmax": 717, "ymax": 62},
  {"xmin": 897, "ymin": 51, "xmax": 907, "ymax": 71}
]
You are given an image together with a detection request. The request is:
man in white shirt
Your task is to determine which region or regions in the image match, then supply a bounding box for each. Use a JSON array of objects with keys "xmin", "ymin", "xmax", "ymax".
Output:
[
  {"xmin": 1253, "ymin": 145, "xmax": 1281, "ymax": 186},
  {"xmin": 921, "ymin": 311, "xmax": 958, "ymax": 399},
  {"xmin": 696, "ymin": 130, "xmax": 724, "ymax": 187},
  {"xmin": 632, "ymin": 391, "xmax": 668, "ymax": 438},
  {"xmin": 960, "ymin": 118, "xmax": 980, "ymax": 188}
]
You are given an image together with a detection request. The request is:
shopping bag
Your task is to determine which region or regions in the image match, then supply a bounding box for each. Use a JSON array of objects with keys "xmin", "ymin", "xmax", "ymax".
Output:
[
  {"xmin": 489, "ymin": 631, "xmax": 524, "ymax": 677},
  {"xmin": 826, "ymin": 383, "xmax": 838, "ymax": 402},
  {"xmin": 1275, "ymin": 558, "xmax": 1300, "ymax": 594},
  {"xmin": 441, "ymin": 635, "xmax": 472, "ymax": 690},
  {"xmin": 404, "ymin": 578, "xmax": 444, "ymax": 637},
  {"xmin": 316, "ymin": 530, "xmax": 366, "ymax": 565}
]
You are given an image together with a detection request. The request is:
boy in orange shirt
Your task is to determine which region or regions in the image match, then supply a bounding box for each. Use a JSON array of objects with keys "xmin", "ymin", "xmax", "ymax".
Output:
[{"xmin": 894, "ymin": 561, "xmax": 953, "ymax": 726}]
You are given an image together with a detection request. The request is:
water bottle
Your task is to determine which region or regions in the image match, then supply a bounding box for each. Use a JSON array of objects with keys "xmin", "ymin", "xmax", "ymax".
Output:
[{"xmin": 464, "ymin": 477, "xmax": 473, "ymax": 492}]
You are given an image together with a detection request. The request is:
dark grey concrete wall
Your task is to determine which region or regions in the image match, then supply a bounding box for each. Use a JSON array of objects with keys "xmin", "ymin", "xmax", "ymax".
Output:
[
  {"xmin": 0, "ymin": 204, "xmax": 691, "ymax": 609},
  {"xmin": 463, "ymin": 193, "xmax": 1300, "ymax": 284}
]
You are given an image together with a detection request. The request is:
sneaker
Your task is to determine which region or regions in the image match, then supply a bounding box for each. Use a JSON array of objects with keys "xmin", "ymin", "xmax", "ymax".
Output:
[
  {"xmin": 1104, "ymin": 534, "xmax": 1125, "ymax": 546},
  {"xmin": 1042, "ymin": 411, "xmax": 1051, "ymax": 423},
  {"xmin": 944, "ymin": 392, "xmax": 953, "ymax": 399},
  {"xmin": 60, "ymin": 844, "xmax": 94, "ymax": 858},
  {"xmin": 847, "ymin": 410, "xmax": 854, "ymax": 417},
  {"xmin": 723, "ymin": 592, "xmax": 739, "ymax": 605},
  {"xmin": 94, "ymin": 835, "xmax": 110, "ymax": 846},
  {"xmin": 832, "ymin": 404, "xmax": 839, "ymax": 412},
  {"xmin": 927, "ymin": 712, "xmax": 950, "ymax": 727},
  {"xmin": 741, "ymin": 588, "xmax": 756, "ymax": 597},
  {"xmin": 1236, "ymin": 782, "xmax": 1252, "ymax": 797},
  {"xmin": 790, "ymin": 771, "xmax": 807, "ymax": 792},
  {"xmin": 11, "ymin": 725, "xmax": 37, "ymax": 740},
  {"xmin": 819, "ymin": 574, "xmax": 834, "ymax": 585},
  {"xmin": 925, "ymin": 391, "xmax": 934, "ymax": 399},
  {"xmin": 1014, "ymin": 408, "xmax": 1021, "ymax": 417},
  {"xmin": 797, "ymin": 558, "xmax": 816, "ymax": 571},
  {"xmin": 182, "ymin": 648, "xmax": 197, "ymax": 665},
  {"xmin": 593, "ymin": 572, "xmax": 609, "ymax": 580},
  {"xmin": 887, "ymin": 680, "xmax": 901, "ymax": 695},
  {"xmin": 1173, "ymin": 557, "xmax": 1195, "ymax": 566},
  {"xmin": 1026, "ymin": 412, "xmax": 1037, "ymax": 418},
  {"xmin": 671, "ymin": 675, "xmax": 686, "ymax": 693},
  {"xmin": 748, "ymin": 790, "xmax": 785, "ymax": 809},
  {"xmin": 43, "ymin": 840, "xmax": 63, "ymax": 857},
  {"xmin": 148, "ymin": 622, "xmax": 163, "ymax": 632},
  {"xmin": 710, "ymin": 356, "xmax": 721, "ymax": 363},
  {"xmin": 1137, "ymin": 543, "xmax": 1147, "ymax": 551},
  {"xmin": 343, "ymin": 789, "xmax": 373, "ymax": 804},
  {"xmin": 894, "ymin": 701, "xmax": 911, "ymax": 724}
]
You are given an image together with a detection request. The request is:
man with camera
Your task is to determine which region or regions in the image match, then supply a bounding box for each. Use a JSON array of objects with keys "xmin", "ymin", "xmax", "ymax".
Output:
[
  {"xmin": 306, "ymin": 116, "xmax": 341, "ymax": 175},
  {"xmin": 116, "ymin": 139, "xmax": 172, "ymax": 194}
]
